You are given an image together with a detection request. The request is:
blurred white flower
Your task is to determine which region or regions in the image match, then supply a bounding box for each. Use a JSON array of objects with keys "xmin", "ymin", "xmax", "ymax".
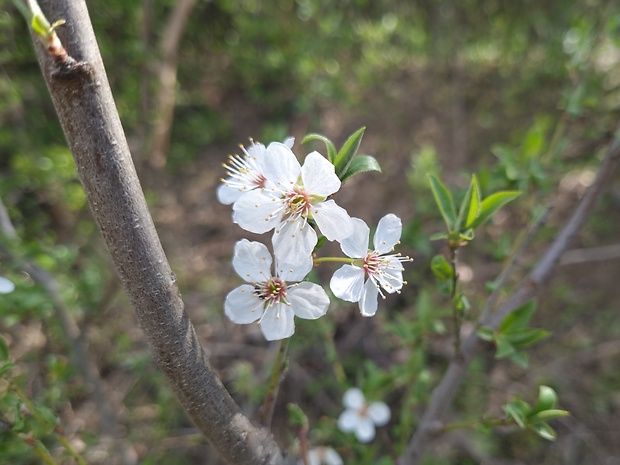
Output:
[
  {"xmin": 330, "ymin": 214, "xmax": 411, "ymax": 317},
  {"xmin": 232, "ymin": 143, "xmax": 353, "ymax": 265},
  {"xmin": 224, "ymin": 239, "xmax": 329, "ymax": 341},
  {"xmin": 217, "ymin": 137, "xmax": 294, "ymax": 205},
  {"xmin": 299, "ymin": 447, "xmax": 343, "ymax": 465},
  {"xmin": 0, "ymin": 276, "xmax": 14, "ymax": 294},
  {"xmin": 338, "ymin": 388, "xmax": 390, "ymax": 443}
]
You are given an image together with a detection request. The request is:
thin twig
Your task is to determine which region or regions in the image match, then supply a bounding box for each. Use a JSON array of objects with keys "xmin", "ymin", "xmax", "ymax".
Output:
[
  {"xmin": 397, "ymin": 125, "xmax": 620, "ymax": 464},
  {"xmin": 259, "ymin": 338, "xmax": 291, "ymax": 427}
]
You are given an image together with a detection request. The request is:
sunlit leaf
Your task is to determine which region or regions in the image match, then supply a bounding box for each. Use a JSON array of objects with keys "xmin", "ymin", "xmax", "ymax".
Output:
[
  {"xmin": 431, "ymin": 254, "xmax": 453, "ymax": 280},
  {"xmin": 427, "ymin": 174, "xmax": 456, "ymax": 231},
  {"xmin": 334, "ymin": 126, "xmax": 366, "ymax": 176},
  {"xmin": 302, "ymin": 133, "xmax": 337, "ymax": 162},
  {"xmin": 499, "ymin": 300, "xmax": 537, "ymax": 332},
  {"xmin": 467, "ymin": 190, "xmax": 521, "ymax": 230},
  {"xmin": 340, "ymin": 155, "xmax": 381, "ymax": 182}
]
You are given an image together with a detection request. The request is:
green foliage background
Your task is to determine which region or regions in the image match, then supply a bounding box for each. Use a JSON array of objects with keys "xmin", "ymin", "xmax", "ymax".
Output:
[{"xmin": 1, "ymin": 0, "xmax": 620, "ymax": 463}]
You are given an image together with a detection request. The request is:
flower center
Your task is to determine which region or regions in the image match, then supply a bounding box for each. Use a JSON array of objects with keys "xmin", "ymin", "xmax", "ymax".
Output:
[
  {"xmin": 363, "ymin": 252, "xmax": 381, "ymax": 276},
  {"xmin": 254, "ymin": 277, "xmax": 288, "ymax": 306},
  {"xmin": 284, "ymin": 186, "xmax": 311, "ymax": 219}
]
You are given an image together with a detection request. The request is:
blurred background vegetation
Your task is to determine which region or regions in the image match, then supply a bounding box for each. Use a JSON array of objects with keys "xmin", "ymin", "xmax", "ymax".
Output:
[{"xmin": 1, "ymin": 0, "xmax": 620, "ymax": 463}]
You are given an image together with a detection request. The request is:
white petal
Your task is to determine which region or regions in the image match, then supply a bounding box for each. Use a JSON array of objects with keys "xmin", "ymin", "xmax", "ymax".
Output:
[
  {"xmin": 0, "ymin": 276, "xmax": 15, "ymax": 294},
  {"xmin": 324, "ymin": 448, "xmax": 343, "ymax": 465},
  {"xmin": 232, "ymin": 239, "xmax": 272, "ymax": 282},
  {"xmin": 272, "ymin": 220, "xmax": 317, "ymax": 266},
  {"xmin": 359, "ymin": 279, "xmax": 379, "ymax": 317},
  {"xmin": 282, "ymin": 137, "xmax": 295, "ymax": 148},
  {"xmin": 339, "ymin": 217, "xmax": 370, "ymax": 258},
  {"xmin": 288, "ymin": 282, "xmax": 329, "ymax": 319},
  {"xmin": 276, "ymin": 254, "xmax": 313, "ymax": 282},
  {"xmin": 232, "ymin": 190, "xmax": 282, "ymax": 234},
  {"xmin": 375, "ymin": 257, "xmax": 404, "ymax": 294},
  {"xmin": 260, "ymin": 304, "xmax": 295, "ymax": 340},
  {"xmin": 373, "ymin": 213, "xmax": 402, "ymax": 254},
  {"xmin": 301, "ymin": 151, "xmax": 341, "ymax": 197},
  {"xmin": 337, "ymin": 409, "xmax": 359, "ymax": 433},
  {"xmin": 261, "ymin": 142, "xmax": 301, "ymax": 186},
  {"xmin": 310, "ymin": 200, "xmax": 353, "ymax": 242},
  {"xmin": 355, "ymin": 418, "xmax": 376, "ymax": 443},
  {"xmin": 343, "ymin": 387, "xmax": 365, "ymax": 409},
  {"xmin": 305, "ymin": 450, "xmax": 320, "ymax": 465},
  {"xmin": 330, "ymin": 265, "xmax": 365, "ymax": 302},
  {"xmin": 224, "ymin": 286, "xmax": 263, "ymax": 324},
  {"xmin": 368, "ymin": 402, "xmax": 391, "ymax": 426},
  {"xmin": 216, "ymin": 183, "xmax": 243, "ymax": 205}
]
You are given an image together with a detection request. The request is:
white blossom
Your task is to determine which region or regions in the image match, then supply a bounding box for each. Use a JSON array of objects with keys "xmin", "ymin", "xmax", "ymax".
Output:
[
  {"xmin": 0, "ymin": 276, "xmax": 14, "ymax": 294},
  {"xmin": 329, "ymin": 214, "xmax": 411, "ymax": 316},
  {"xmin": 217, "ymin": 137, "xmax": 294, "ymax": 205},
  {"xmin": 224, "ymin": 239, "xmax": 329, "ymax": 341},
  {"xmin": 232, "ymin": 143, "xmax": 353, "ymax": 265},
  {"xmin": 337, "ymin": 388, "xmax": 390, "ymax": 443},
  {"xmin": 298, "ymin": 447, "xmax": 343, "ymax": 465}
]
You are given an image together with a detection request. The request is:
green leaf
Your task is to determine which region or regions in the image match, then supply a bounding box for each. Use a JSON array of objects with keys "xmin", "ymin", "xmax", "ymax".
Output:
[
  {"xmin": 427, "ymin": 174, "xmax": 457, "ymax": 231},
  {"xmin": 429, "ymin": 232, "xmax": 449, "ymax": 241},
  {"xmin": 334, "ymin": 127, "xmax": 366, "ymax": 176},
  {"xmin": 476, "ymin": 327, "xmax": 495, "ymax": 342},
  {"xmin": 495, "ymin": 336, "xmax": 516, "ymax": 359},
  {"xmin": 507, "ymin": 350, "xmax": 529, "ymax": 368},
  {"xmin": 466, "ymin": 174, "xmax": 482, "ymax": 228},
  {"xmin": 431, "ymin": 254, "xmax": 453, "ymax": 280},
  {"xmin": 459, "ymin": 229, "xmax": 474, "ymax": 242},
  {"xmin": 286, "ymin": 403, "xmax": 309, "ymax": 428},
  {"xmin": 503, "ymin": 400, "xmax": 529, "ymax": 428},
  {"xmin": 0, "ymin": 335, "xmax": 9, "ymax": 362},
  {"xmin": 340, "ymin": 155, "xmax": 381, "ymax": 182},
  {"xmin": 499, "ymin": 300, "xmax": 537, "ymax": 332},
  {"xmin": 532, "ymin": 385, "xmax": 558, "ymax": 413},
  {"xmin": 0, "ymin": 362, "xmax": 15, "ymax": 378},
  {"xmin": 301, "ymin": 133, "xmax": 337, "ymax": 163},
  {"xmin": 455, "ymin": 175, "xmax": 475, "ymax": 232},
  {"xmin": 531, "ymin": 422, "xmax": 557, "ymax": 441},
  {"xmin": 467, "ymin": 190, "xmax": 521, "ymax": 230},
  {"xmin": 530, "ymin": 409, "xmax": 570, "ymax": 422},
  {"xmin": 505, "ymin": 328, "xmax": 550, "ymax": 346},
  {"xmin": 31, "ymin": 13, "xmax": 51, "ymax": 38}
]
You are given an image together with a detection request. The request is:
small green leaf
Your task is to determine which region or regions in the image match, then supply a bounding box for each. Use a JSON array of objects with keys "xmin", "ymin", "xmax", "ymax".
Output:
[
  {"xmin": 455, "ymin": 175, "xmax": 475, "ymax": 232},
  {"xmin": 427, "ymin": 174, "xmax": 457, "ymax": 231},
  {"xmin": 503, "ymin": 400, "xmax": 529, "ymax": 428},
  {"xmin": 459, "ymin": 230, "xmax": 474, "ymax": 242},
  {"xmin": 35, "ymin": 406, "xmax": 58, "ymax": 434},
  {"xmin": 287, "ymin": 403, "xmax": 309, "ymax": 428},
  {"xmin": 530, "ymin": 422, "xmax": 557, "ymax": 441},
  {"xmin": 340, "ymin": 155, "xmax": 381, "ymax": 182},
  {"xmin": 499, "ymin": 300, "xmax": 537, "ymax": 332},
  {"xmin": 466, "ymin": 174, "xmax": 481, "ymax": 228},
  {"xmin": 431, "ymin": 254, "xmax": 453, "ymax": 280},
  {"xmin": 507, "ymin": 350, "xmax": 529, "ymax": 368},
  {"xmin": 31, "ymin": 13, "xmax": 51, "ymax": 38},
  {"xmin": 532, "ymin": 385, "xmax": 558, "ymax": 413},
  {"xmin": 0, "ymin": 362, "xmax": 15, "ymax": 378},
  {"xmin": 0, "ymin": 336, "xmax": 9, "ymax": 362},
  {"xmin": 334, "ymin": 127, "xmax": 366, "ymax": 176},
  {"xmin": 467, "ymin": 190, "xmax": 521, "ymax": 230},
  {"xmin": 453, "ymin": 293, "xmax": 470, "ymax": 315},
  {"xmin": 505, "ymin": 328, "xmax": 550, "ymax": 346},
  {"xmin": 476, "ymin": 327, "xmax": 495, "ymax": 342},
  {"xmin": 302, "ymin": 133, "xmax": 337, "ymax": 163},
  {"xmin": 495, "ymin": 336, "xmax": 516, "ymax": 359},
  {"xmin": 530, "ymin": 409, "xmax": 570, "ymax": 422},
  {"xmin": 429, "ymin": 232, "xmax": 449, "ymax": 241}
]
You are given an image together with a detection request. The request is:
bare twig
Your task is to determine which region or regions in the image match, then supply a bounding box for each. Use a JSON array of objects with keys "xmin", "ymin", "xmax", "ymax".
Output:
[
  {"xmin": 28, "ymin": 1, "xmax": 286, "ymax": 463},
  {"xmin": 560, "ymin": 243, "xmax": 620, "ymax": 265},
  {"xmin": 398, "ymin": 126, "xmax": 620, "ymax": 464},
  {"xmin": 149, "ymin": 0, "xmax": 197, "ymax": 169}
]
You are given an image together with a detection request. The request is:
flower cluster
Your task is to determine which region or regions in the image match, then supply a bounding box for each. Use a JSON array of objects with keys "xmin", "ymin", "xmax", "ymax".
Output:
[{"xmin": 219, "ymin": 135, "xmax": 412, "ymax": 340}]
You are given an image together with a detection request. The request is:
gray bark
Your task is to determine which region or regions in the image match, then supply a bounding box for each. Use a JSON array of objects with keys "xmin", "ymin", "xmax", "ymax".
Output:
[{"xmin": 30, "ymin": 1, "xmax": 285, "ymax": 463}]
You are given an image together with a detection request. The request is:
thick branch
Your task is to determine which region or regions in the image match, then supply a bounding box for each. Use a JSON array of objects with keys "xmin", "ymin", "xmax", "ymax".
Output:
[
  {"xmin": 398, "ymin": 127, "xmax": 620, "ymax": 464},
  {"xmin": 30, "ymin": 1, "xmax": 284, "ymax": 464}
]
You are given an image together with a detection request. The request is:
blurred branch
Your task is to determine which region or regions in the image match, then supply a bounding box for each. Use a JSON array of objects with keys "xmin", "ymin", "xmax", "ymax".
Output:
[
  {"xmin": 0, "ymin": 198, "xmax": 137, "ymax": 464},
  {"xmin": 28, "ymin": 1, "xmax": 286, "ymax": 463},
  {"xmin": 560, "ymin": 243, "xmax": 620, "ymax": 265},
  {"xmin": 149, "ymin": 0, "xmax": 197, "ymax": 169},
  {"xmin": 398, "ymin": 126, "xmax": 620, "ymax": 464}
]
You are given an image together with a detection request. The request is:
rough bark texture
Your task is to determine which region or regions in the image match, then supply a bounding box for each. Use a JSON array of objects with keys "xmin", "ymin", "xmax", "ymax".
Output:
[{"xmin": 31, "ymin": 1, "xmax": 285, "ymax": 464}]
